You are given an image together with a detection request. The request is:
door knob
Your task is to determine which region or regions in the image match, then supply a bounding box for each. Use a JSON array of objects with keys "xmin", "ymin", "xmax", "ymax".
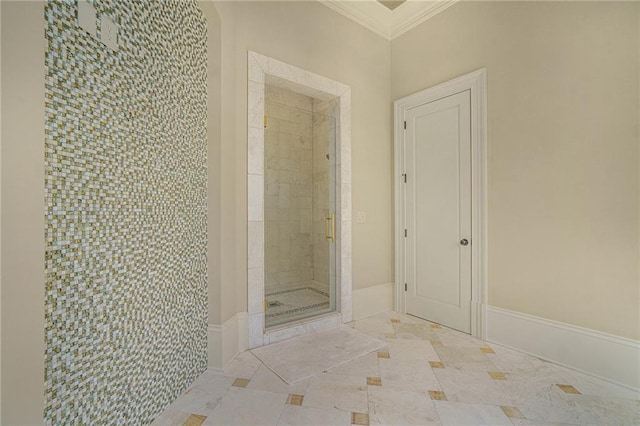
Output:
[{"xmin": 460, "ymin": 239, "xmax": 469, "ymax": 246}]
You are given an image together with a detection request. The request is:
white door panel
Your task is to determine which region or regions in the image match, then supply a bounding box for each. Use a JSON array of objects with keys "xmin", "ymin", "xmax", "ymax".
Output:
[{"xmin": 405, "ymin": 90, "xmax": 472, "ymax": 333}]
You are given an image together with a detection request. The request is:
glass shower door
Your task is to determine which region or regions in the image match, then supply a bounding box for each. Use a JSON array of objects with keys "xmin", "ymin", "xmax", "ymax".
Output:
[
  {"xmin": 326, "ymin": 116, "xmax": 337, "ymax": 314},
  {"xmin": 263, "ymin": 85, "xmax": 338, "ymax": 328}
]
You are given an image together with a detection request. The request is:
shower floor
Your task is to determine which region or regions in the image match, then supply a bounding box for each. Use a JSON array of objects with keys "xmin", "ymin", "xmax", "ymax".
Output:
[{"xmin": 265, "ymin": 281, "xmax": 332, "ymax": 328}]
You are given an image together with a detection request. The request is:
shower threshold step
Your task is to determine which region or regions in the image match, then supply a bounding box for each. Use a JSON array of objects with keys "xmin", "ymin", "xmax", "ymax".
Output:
[{"xmin": 263, "ymin": 311, "xmax": 343, "ymax": 345}]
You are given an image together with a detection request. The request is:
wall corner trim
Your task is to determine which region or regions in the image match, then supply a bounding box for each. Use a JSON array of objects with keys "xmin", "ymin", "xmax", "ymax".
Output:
[
  {"xmin": 208, "ymin": 312, "xmax": 249, "ymax": 371},
  {"xmin": 486, "ymin": 306, "xmax": 640, "ymax": 391}
]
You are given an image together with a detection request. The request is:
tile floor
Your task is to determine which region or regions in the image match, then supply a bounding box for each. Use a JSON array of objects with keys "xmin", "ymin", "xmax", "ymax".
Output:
[
  {"xmin": 265, "ymin": 282, "xmax": 331, "ymax": 327},
  {"xmin": 153, "ymin": 312, "xmax": 640, "ymax": 426}
]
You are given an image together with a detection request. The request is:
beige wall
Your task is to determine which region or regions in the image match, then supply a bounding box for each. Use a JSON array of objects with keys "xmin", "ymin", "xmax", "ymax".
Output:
[
  {"xmin": 214, "ymin": 1, "xmax": 392, "ymax": 322},
  {"xmin": 213, "ymin": 1, "xmax": 239, "ymax": 324},
  {"xmin": 201, "ymin": 0, "xmax": 224, "ymax": 327},
  {"xmin": 1, "ymin": 1, "xmax": 46, "ymax": 423},
  {"xmin": 392, "ymin": 1, "xmax": 640, "ymax": 340}
]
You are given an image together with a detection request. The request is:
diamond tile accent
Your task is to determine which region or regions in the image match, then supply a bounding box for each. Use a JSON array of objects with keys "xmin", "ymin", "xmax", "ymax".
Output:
[
  {"xmin": 233, "ymin": 378, "xmax": 251, "ymax": 388},
  {"xmin": 428, "ymin": 390, "xmax": 447, "ymax": 401},
  {"xmin": 556, "ymin": 384, "xmax": 581, "ymax": 394},
  {"xmin": 390, "ymin": 319, "xmax": 400, "ymax": 324},
  {"xmin": 377, "ymin": 351, "xmax": 390, "ymax": 359},
  {"xmin": 44, "ymin": 0, "xmax": 207, "ymax": 424},
  {"xmin": 429, "ymin": 361, "xmax": 444, "ymax": 369},
  {"xmin": 430, "ymin": 324, "xmax": 442, "ymax": 329},
  {"xmin": 367, "ymin": 377, "xmax": 382, "ymax": 386},
  {"xmin": 287, "ymin": 394, "xmax": 304, "ymax": 405},
  {"xmin": 488, "ymin": 371, "xmax": 507, "ymax": 380},
  {"xmin": 184, "ymin": 414, "xmax": 207, "ymax": 426},
  {"xmin": 351, "ymin": 412, "xmax": 370, "ymax": 425},
  {"xmin": 480, "ymin": 347, "xmax": 495, "ymax": 354},
  {"xmin": 500, "ymin": 406, "xmax": 524, "ymax": 418}
]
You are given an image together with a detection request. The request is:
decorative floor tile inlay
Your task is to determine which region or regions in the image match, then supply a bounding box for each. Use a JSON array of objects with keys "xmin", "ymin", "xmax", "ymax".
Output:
[
  {"xmin": 429, "ymin": 361, "xmax": 445, "ymax": 369},
  {"xmin": 183, "ymin": 414, "xmax": 207, "ymax": 426},
  {"xmin": 429, "ymin": 390, "xmax": 448, "ymax": 401},
  {"xmin": 430, "ymin": 324, "xmax": 442, "ymax": 329},
  {"xmin": 44, "ymin": 0, "xmax": 207, "ymax": 424},
  {"xmin": 351, "ymin": 412, "xmax": 370, "ymax": 425},
  {"xmin": 377, "ymin": 351, "xmax": 390, "ymax": 359},
  {"xmin": 500, "ymin": 405, "xmax": 525, "ymax": 418},
  {"xmin": 286, "ymin": 394, "xmax": 304, "ymax": 406},
  {"xmin": 480, "ymin": 347, "xmax": 495, "ymax": 354},
  {"xmin": 232, "ymin": 378, "xmax": 251, "ymax": 388},
  {"xmin": 556, "ymin": 384, "xmax": 581, "ymax": 394},
  {"xmin": 390, "ymin": 319, "xmax": 401, "ymax": 324},
  {"xmin": 488, "ymin": 371, "xmax": 507, "ymax": 380},
  {"xmin": 367, "ymin": 377, "xmax": 382, "ymax": 386}
]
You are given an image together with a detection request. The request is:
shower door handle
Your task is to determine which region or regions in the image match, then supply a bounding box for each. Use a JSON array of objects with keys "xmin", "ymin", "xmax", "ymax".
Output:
[{"xmin": 325, "ymin": 214, "xmax": 335, "ymax": 242}]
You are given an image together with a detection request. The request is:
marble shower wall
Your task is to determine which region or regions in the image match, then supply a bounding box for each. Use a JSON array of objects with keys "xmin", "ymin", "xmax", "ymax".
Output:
[
  {"xmin": 312, "ymin": 99, "xmax": 335, "ymax": 287},
  {"xmin": 264, "ymin": 86, "xmax": 333, "ymax": 291},
  {"xmin": 265, "ymin": 85, "xmax": 314, "ymax": 289}
]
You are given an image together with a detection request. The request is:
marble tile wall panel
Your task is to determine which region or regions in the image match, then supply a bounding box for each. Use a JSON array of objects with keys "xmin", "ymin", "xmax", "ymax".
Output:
[
  {"xmin": 312, "ymin": 98, "xmax": 332, "ymax": 287},
  {"xmin": 265, "ymin": 85, "xmax": 314, "ymax": 289}
]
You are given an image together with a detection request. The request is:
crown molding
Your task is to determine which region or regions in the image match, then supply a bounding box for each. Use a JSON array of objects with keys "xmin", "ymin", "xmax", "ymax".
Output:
[
  {"xmin": 320, "ymin": 0, "xmax": 392, "ymax": 39},
  {"xmin": 390, "ymin": 0, "xmax": 459, "ymax": 39},
  {"xmin": 318, "ymin": 0, "xmax": 459, "ymax": 41}
]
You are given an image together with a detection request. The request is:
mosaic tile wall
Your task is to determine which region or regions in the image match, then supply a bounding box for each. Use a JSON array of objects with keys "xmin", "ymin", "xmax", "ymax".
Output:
[{"xmin": 44, "ymin": 0, "xmax": 207, "ymax": 424}]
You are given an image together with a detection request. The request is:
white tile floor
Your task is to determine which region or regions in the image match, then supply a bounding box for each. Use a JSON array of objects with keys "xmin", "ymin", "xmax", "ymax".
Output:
[{"xmin": 153, "ymin": 312, "xmax": 640, "ymax": 426}]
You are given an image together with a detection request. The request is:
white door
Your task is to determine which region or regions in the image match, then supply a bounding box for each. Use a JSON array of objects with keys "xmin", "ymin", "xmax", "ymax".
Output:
[{"xmin": 404, "ymin": 90, "xmax": 472, "ymax": 333}]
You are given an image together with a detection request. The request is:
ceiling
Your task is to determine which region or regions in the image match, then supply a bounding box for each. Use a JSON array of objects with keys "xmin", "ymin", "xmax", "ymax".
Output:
[
  {"xmin": 319, "ymin": 0, "xmax": 458, "ymax": 40},
  {"xmin": 378, "ymin": 0, "xmax": 406, "ymax": 11}
]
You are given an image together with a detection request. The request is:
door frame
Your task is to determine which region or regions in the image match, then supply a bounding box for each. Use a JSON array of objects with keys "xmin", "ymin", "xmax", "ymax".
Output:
[
  {"xmin": 246, "ymin": 51, "xmax": 352, "ymax": 349},
  {"xmin": 393, "ymin": 69, "xmax": 488, "ymax": 338}
]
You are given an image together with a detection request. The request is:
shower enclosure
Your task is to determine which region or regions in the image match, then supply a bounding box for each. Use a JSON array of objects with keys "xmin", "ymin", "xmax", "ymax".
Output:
[
  {"xmin": 247, "ymin": 51, "xmax": 351, "ymax": 349},
  {"xmin": 263, "ymin": 84, "xmax": 337, "ymax": 328}
]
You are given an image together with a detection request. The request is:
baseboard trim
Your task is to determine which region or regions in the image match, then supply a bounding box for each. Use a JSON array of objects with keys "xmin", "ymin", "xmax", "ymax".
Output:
[
  {"xmin": 208, "ymin": 312, "xmax": 248, "ymax": 371},
  {"xmin": 486, "ymin": 306, "xmax": 640, "ymax": 391},
  {"xmin": 237, "ymin": 312, "xmax": 248, "ymax": 354},
  {"xmin": 352, "ymin": 282, "xmax": 394, "ymax": 321}
]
